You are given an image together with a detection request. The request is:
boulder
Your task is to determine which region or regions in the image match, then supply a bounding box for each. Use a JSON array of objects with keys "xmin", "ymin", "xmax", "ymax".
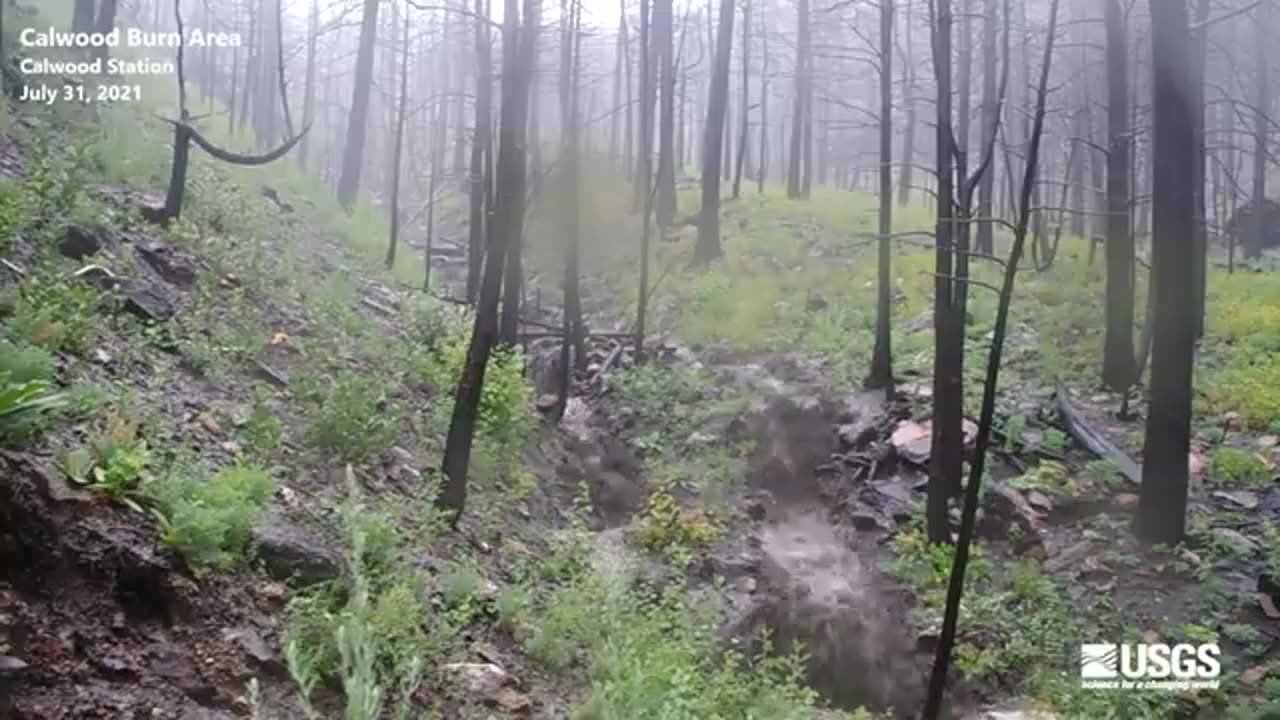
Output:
[
  {"xmin": 59, "ymin": 224, "xmax": 108, "ymax": 259},
  {"xmin": 135, "ymin": 238, "xmax": 198, "ymax": 288},
  {"xmin": 250, "ymin": 513, "xmax": 342, "ymax": 584},
  {"xmin": 122, "ymin": 282, "xmax": 175, "ymax": 321}
]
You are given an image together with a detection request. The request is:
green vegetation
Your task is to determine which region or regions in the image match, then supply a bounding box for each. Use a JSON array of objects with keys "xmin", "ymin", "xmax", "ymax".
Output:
[
  {"xmin": 148, "ymin": 462, "xmax": 275, "ymax": 572},
  {"xmin": 1210, "ymin": 447, "xmax": 1272, "ymax": 488},
  {"xmin": 299, "ymin": 371, "xmax": 404, "ymax": 462}
]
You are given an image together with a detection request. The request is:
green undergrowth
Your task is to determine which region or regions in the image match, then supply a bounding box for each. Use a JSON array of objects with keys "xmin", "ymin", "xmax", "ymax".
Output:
[
  {"xmin": 286, "ymin": 477, "xmax": 454, "ymax": 720},
  {"xmin": 504, "ymin": 505, "xmax": 876, "ymax": 720}
]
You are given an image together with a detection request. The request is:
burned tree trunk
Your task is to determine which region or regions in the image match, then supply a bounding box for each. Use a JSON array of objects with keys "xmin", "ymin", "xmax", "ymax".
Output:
[
  {"xmin": 439, "ymin": 0, "xmax": 541, "ymax": 523},
  {"xmin": 655, "ymin": 0, "xmax": 677, "ymax": 226},
  {"xmin": 385, "ymin": 10, "xmax": 411, "ymax": 270},
  {"xmin": 731, "ymin": 0, "xmax": 750, "ymax": 200},
  {"xmin": 335, "ymin": 0, "xmax": 380, "ymax": 209},
  {"xmin": 1101, "ymin": 0, "xmax": 1136, "ymax": 392},
  {"xmin": 926, "ymin": 0, "xmax": 961, "ymax": 546},
  {"xmin": 161, "ymin": 0, "xmax": 307, "ymax": 222},
  {"xmin": 693, "ymin": 0, "xmax": 735, "ymax": 266},
  {"xmin": 866, "ymin": 0, "xmax": 894, "ymax": 392},
  {"xmin": 1135, "ymin": 0, "xmax": 1195, "ymax": 546},
  {"xmin": 468, "ymin": 0, "xmax": 493, "ymax": 301}
]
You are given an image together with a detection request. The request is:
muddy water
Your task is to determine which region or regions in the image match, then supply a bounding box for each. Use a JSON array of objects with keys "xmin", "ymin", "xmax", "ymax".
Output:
[
  {"xmin": 735, "ymin": 394, "xmax": 930, "ymax": 718},
  {"xmin": 747, "ymin": 509, "xmax": 928, "ymax": 718}
]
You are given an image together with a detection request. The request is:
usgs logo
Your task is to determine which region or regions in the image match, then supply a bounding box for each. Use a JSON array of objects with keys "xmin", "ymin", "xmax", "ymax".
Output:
[{"xmin": 1080, "ymin": 643, "xmax": 1221, "ymax": 690}]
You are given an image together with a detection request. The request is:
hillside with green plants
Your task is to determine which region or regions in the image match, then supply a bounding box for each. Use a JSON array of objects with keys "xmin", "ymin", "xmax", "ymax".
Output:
[{"xmin": 6, "ymin": 0, "xmax": 1280, "ymax": 719}]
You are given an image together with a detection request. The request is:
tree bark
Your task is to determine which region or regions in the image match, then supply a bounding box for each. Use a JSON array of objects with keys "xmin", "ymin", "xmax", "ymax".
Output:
[
  {"xmin": 926, "ymin": 0, "xmax": 961, "ymax": 546},
  {"xmin": 335, "ymin": 0, "xmax": 380, "ymax": 209},
  {"xmin": 467, "ymin": 0, "xmax": 492, "ymax": 301},
  {"xmin": 500, "ymin": 10, "xmax": 542, "ymax": 346},
  {"xmin": 731, "ymin": 0, "xmax": 750, "ymax": 200},
  {"xmin": 1135, "ymin": 0, "xmax": 1195, "ymax": 547},
  {"xmin": 786, "ymin": 0, "xmax": 808, "ymax": 199},
  {"xmin": 1248, "ymin": 2, "xmax": 1268, "ymax": 259},
  {"xmin": 975, "ymin": 0, "xmax": 997, "ymax": 253},
  {"xmin": 694, "ymin": 0, "xmax": 735, "ymax": 266},
  {"xmin": 385, "ymin": 10, "xmax": 411, "ymax": 270},
  {"xmin": 866, "ymin": 0, "xmax": 894, "ymax": 392},
  {"xmin": 1101, "ymin": 0, "xmax": 1137, "ymax": 392},
  {"xmin": 439, "ymin": 0, "xmax": 541, "ymax": 523},
  {"xmin": 655, "ymin": 0, "xmax": 677, "ymax": 226}
]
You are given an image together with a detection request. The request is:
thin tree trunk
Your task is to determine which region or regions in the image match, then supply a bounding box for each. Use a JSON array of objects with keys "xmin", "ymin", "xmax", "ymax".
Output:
[
  {"xmin": 500, "ymin": 11, "xmax": 542, "ymax": 345},
  {"xmin": 731, "ymin": 0, "xmax": 750, "ymax": 200},
  {"xmin": 867, "ymin": 0, "xmax": 894, "ymax": 392},
  {"xmin": 1101, "ymin": 0, "xmax": 1136, "ymax": 392},
  {"xmin": 385, "ymin": 10, "xmax": 411, "ymax": 269},
  {"xmin": 757, "ymin": 18, "xmax": 768, "ymax": 193},
  {"xmin": 655, "ymin": 0, "xmax": 677, "ymax": 225},
  {"xmin": 1248, "ymin": 2, "xmax": 1268, "ymax": 260},
  {"xmin": 467, "ymin": 0, "xmax": 492, "ymax": 301},
  {"xmin": 439, "ymin": 0, "xmax": 540, "ymax": 523},
  {"xmin": 694, "ymin": 0, "xmax": 735, "ymax": 265},
  {"xmin": 336, "ymin": 0, "xmax": 381, "ymax": 209},
  {"xmin": 786, "ymin": 0, "xmax": 808, "ymax": 198}
]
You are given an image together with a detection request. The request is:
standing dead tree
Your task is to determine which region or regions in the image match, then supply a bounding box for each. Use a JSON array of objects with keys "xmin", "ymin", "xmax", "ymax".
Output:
[
  {"xmin": 160, "ymin": 0, "xmax": 308, "ymax": 222},
  {"xmin": 693, "ymin": 0, "xmax": 735, "ymax": 266},
  {"xmin": 922, "ymin": 0, "xmax": 1060, "ymax": 713},
  {"xmin": 438, "ymin": 0, "xmax": 541, "ymax": 523}
]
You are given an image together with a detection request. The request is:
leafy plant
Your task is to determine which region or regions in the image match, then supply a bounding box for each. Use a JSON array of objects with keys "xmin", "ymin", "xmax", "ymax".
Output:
[
  {"xmin": 0, "ymin": 375, "xmax": 67, "ymax": 444},
  {"xmin": 58, "ymin": 407, "xmax": 151, "ymax": 509},
  {"xmin": 302, "ymin": 372, "xmax": 402, "ymax": 462},
  {"xmin": 240, "ymin": 386, "xmax": 285, "ymax": 455},
  {"xmin": 1210, "ymin": 447, "xmax": 1272, "ymax": 488},
  {"xmin": 636, "ymin": 485, "xmax": 723, "ymax": 566},
  {"xmin": 148, "ymin": 463, "xmax": 275, "ymax": 571}
]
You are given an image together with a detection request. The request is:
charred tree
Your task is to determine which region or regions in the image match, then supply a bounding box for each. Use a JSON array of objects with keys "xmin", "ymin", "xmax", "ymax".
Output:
[
  {"xmin": 655, "ymin": 0, "xmax": 677, "ymax": 226},
  {"xmin": 1101, "ymin": 0, "xmax": 1136, "ymax": 392},
  {"xmin": 693, "ymin": 0, "xmax": 735, "ymax": 266},
  {"xmin": 866, "ymin": 0, "xmax": 894, "ymax": 392},
  {"xmin": 926, "ymin": 0, "xmax": 961, "ymax": 546},
  {"xmin": 385, "ymin": 9, "xmax": 412, "ymax": 270},
  {"xmin": 1248, "ymin": 2, "xmax": 1268, "ymax": 260},
  {"xmin": 922, "ymin": 1, "xmax": 1060, "ymax": 714},
  {"xmin": 731, "ymin": 0, "xmax": 750, "ymax": 200},
  {"xmin": 786, "ymin": 0, "xmax": 808, "ymax": 199},
  {"xmin": 500, "ymin": 6, "xmax": 543, "ymax": 345},
  {"xmin": 439, "ymin": 0, "xmax": 541, "ymax": 523},
  {"xmin": 1134, "ymin": 0, "xmax": 1196, "ymax": 546},
  {"xmin": 335, "ymin": 0, "xmax": 380, "ymax": 209},
  {"xmin": 975, "ymin": 0, "xmax": 997, "ymax": 253},
  {"xmin": 160, "ymin": 0, "xmax": 307, "ymax": 223},
  {"xmin": 468, "ymin": 0, "xmax": 493, "ymax": 301}
]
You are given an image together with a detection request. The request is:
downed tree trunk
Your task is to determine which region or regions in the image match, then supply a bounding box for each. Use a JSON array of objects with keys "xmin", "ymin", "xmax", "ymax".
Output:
[{"xmin": 1054, "ymin": 382, "xmax": 1141, "ymax": 485}]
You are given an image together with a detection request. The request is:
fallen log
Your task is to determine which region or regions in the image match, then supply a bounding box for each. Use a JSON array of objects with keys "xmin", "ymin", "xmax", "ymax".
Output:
[{"xmin": 1054, "ymin": 383, "xmax": 1141, "ymax": 485}]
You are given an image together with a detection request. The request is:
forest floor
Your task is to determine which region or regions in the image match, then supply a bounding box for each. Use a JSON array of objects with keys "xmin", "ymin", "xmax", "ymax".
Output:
[{"xmin": 5, "ymin": 5, "xmax": 1280, "ymax": 720}]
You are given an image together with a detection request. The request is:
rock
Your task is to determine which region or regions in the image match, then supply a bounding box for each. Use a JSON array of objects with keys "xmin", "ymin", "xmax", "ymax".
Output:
[
  {"xmin": 199, "ymin": 415, "xmax": 223, "ymax": 435},
  {"xmin": 123, "ymin": 282, "xmax": 175, "ymax": 321},
  {"xmin": 536, "ymin": 393, "xmax": 559, "ymax": 412},
  {"xmin": 222, "ymin": 627, "xmax": 281, "ymax": 673},
  {"xmin": 59, "ymin": 224, "xmax": 107, "ymax": 259},
  {"xmin": 1113, "ymin": 493, "xmax": 1140, "ymax": 511},
  {"xmin": 492, "ymin": 687, "xmax": 533, "ymax": 714},
  {"xmin": 980, "ymin": 486, "xmax": 1044, "ymax": 553},
  {"xmin": 1211, "ymin": 528, "xmax": 1258, "ymax": 556},
  {"xmin": 1213, "ymin": 490, "xmax": 1259, "ymax": 510},
  {"xmin": 95, "ymin": 652, "xmax": 138, "ymax": 679},
  {"xmin": 836, "ymin": 421, "xmax": 876, "ymax": 450},
  {"xmin": 891, "ymin": 420, "xmax": 932, "ymax": 465},
  {"xmin": 250, "ymin": 513, "xmax": 342, "ymax": 584},
  {"xmin": 135, "ymin": 239, "xmax": 198, "ymax": 288},
  {"xmin": 91, "ymin": 347, "xmax": 113, "ymax": 365},
  {"xmin": 250, "ymin": 360, "xmax": 289, "ymax": 389},
  {"xmin": 0, "ymin": 656, "xmax": 29, "ymax": 675},
  {"xmin": 442, "ymin": 662, "xmax": 514, "ymax": 698},
  {"xmin": 1025, "ymin": 490, "xmax": 1054, "ymax": 512},
  {"xmin": 849, "ymin": 510, "xmax": 886, "ymax": 531}
]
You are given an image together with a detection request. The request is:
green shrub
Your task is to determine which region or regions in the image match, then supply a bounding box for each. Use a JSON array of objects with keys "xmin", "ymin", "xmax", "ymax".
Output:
[
  {"xmin": 1210, "ymin": 447, "xmax": 1272, "ymax": 488},
  {"xmin": 4, "ymin": 273, "xmax": 102, "ymax": 355},
  {"xmin": 301, "ymin": 372, "xmax": 402, "ymax": 462},
  {"xmin": 0, "ymin": 374, "xmax": 67, "ymax": 445},
  {"xmin": 240, "ymin": 387, "xmax": 284, "ymax": 455},
  {"xmin": 149, "ymin": 463, "xmax": 275, "ymax": 572}
]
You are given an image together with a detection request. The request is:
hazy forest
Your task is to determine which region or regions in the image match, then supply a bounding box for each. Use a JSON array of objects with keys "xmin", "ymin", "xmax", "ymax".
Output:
[{"xmin": 2, "ymin": 0, "xmax": 1280, "ymax": 716}]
